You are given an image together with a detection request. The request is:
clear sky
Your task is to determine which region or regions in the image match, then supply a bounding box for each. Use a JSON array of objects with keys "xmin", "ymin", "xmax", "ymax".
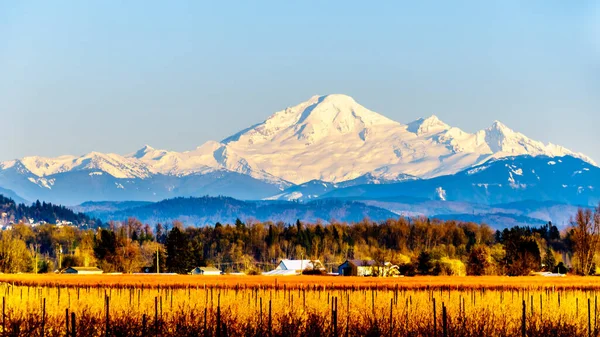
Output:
[{"xmin": 1, "ymin": 1, "xmax": 599, "ymax": 162}]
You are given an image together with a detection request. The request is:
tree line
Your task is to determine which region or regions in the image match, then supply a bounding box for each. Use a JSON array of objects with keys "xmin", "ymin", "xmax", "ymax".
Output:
[
  {"xmin": 0, "ymin": 195, "xmax": 102, "ymax": 228},
  {"xmin": 1, "ymin": 205, "xmax": 599, "ymax": 276}
]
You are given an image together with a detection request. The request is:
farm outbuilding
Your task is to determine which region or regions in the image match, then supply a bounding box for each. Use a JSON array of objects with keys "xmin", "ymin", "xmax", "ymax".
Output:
[
  {"xmin": 338, "ymin": 260, "xmax": 377, "ymax": 276},
  {"xmin": 63, "ymin": 267, "xmax": 103, "ymax": 275},
  {"xmin": 263, "ymin": 259, "xmax": 325, "ymax": 276},
  {"xmin": 338, "ymin": 260, "xmax": 401, "ymax": 277},
  {"xmin": 190, "ymin": 267, "xmax": 222, "ymax": 276}
]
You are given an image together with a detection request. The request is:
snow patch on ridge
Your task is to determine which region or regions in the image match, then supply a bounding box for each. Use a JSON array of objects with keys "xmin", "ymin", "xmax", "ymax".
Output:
[{"xmin": 436, "ymin": 187, "xmax": 447, "ymax": 201}]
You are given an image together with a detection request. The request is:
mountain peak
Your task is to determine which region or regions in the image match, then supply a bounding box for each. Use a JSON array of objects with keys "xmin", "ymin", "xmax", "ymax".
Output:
[
  {"xmin": 318, "ymin": 93, "xmax": 357, "ymax": 105},
  {"xmin": 223, "ymin": 94, "xmax": 397, "ymax": 148},
  {"xmin": 489, "ymin": 120, "xmax": 511, "ymax": 132},
  {"xmin": 131, "ymin": 144, "xmax": 159, "ymax": 159},
  {"xmin": 293, "ymin": 94, "xmax": 395, "ymax": 127},
  {"xmin": 407, "ymin": 115, "xmax": 450, "ymax": 135}
]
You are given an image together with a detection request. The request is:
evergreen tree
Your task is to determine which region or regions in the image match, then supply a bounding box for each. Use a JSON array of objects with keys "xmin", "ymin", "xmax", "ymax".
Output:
[
  {"xmin": 543, "ymin": 246, "xmax": 557, "ymax": 272},
  {"xmin": 417, "ymin": 251, "xmax": 433, "ymax": 275},
  {"xmin": 165, "ymin": 227, "xmax": 193, "ymax": 274}
]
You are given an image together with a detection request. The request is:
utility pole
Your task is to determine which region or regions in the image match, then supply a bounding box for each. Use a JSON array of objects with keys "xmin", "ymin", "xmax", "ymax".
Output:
[
  {"xmin": 36, "ymin": 244, "xmax": 40, "ymax": 274},
  {"xmin": 57, "ymin": 244, "xmax": 62, "ymax": 270},
  {"xmin": 30, "ymin": 244, "xmax": 39, "ymax": 274},
  {"xmin": 156, "ymin": 244, "xmax": 160, "ymax": 274}
]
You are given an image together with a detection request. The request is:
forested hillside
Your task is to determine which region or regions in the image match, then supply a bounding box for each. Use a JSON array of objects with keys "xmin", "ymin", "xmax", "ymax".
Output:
[
  {"xmin": 79, "ymin": 196, "xmax": 398, "ymax": 226},
  {"xmin": 0, "ymin": 195, "xmax": 102, "ymax": 227}
]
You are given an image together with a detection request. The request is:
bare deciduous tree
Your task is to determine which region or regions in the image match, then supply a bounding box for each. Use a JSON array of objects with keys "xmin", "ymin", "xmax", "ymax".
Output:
[{"xmin": 571, "ymin": 205, "xmax": 600, "ymax": 275}]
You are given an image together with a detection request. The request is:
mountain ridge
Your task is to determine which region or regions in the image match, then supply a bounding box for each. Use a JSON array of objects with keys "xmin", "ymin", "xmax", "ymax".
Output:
[
  {"xmin": 321, "ymin": 155, "xmax": 600, "ymax": 206},
  {"xmin": 0, "ymin": 94, "xmax": 595, "ymax": 204}
]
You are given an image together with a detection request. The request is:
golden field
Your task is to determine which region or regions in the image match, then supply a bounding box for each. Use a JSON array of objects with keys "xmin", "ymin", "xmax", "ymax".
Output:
[
  {"xmin": 2, "ymin": 274, "xmax": 600, "ymax": 336},
  {"xmin": 3, "ymin": 274, "xmax": 600, "ymax": 290}
]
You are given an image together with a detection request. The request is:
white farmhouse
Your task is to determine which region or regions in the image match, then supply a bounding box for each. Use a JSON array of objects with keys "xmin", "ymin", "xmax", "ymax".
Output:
[{"xmin": 263, "ymin": 259, "xmax": 325, "ymax": 276}]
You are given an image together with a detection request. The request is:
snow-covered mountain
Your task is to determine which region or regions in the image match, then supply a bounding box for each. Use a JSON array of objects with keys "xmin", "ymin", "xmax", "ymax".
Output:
[
  {"xmin": 0, "ymin": 159, "xmax": 288, "ymax": 205},
  {"xmin": 0, "ymin": 94, "xmax": 595, "ymax": 204},
  {"xmin": 222, "ymin": 94, "xmax": 593, "ymax": 183}
]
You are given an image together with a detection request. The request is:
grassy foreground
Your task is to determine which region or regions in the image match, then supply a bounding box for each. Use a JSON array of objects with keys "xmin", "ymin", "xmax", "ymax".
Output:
[{"xmin": 1, "ymin": 274, "xmax": 600, "ymax": 336}]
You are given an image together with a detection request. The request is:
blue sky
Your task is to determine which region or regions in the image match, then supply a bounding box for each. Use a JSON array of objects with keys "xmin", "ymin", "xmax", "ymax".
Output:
[{"xmin": 1, "ymin": 1, "xmax": 599, "ymax": 162}]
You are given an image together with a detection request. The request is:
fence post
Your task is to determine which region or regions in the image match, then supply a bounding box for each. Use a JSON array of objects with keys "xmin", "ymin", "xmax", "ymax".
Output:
[
  {"xmin": 334, "ymin": 297, "xmax": 338, "ymax": 337},
  {"xmin": 216, "ymin": 294, "xmax": 221, "ymax": 337},
  {"xmin": 268, "ymin": 298, "xmax": 272, "ymax": 337},
  {"xmin": 71, "ymin": 312, "xmax": 76, "ymax": 337},
  {"xmin": 389, "ymin": 298, "xmax": 393, "ymax": 337},
  {"xmin": 142, "ymin": 314, "xmax": 147, "ymax": 337},
  {"xmin": 433, "ymin": 298, "xmax": 437, "ymax": 337},
  {"xmin": 41, "ymin": 298, "xmax": 46, "ymax": 337},
  {"xmin": 154, "ymin": 297, "xmax": 158, "ymax": 337},
  {"xmin": 66, "ymin": 308, "xmax": 70, "ymax": 337},
  {"xmin": 530, "ymin": 295, "xmax": 533, "ymax": 317},
  {"xmin": 259, "ymin": 297, "xmax": 263, "ymax": 328},
  {"xmin": 589, "ymin": 298, "xmax": 592, "ymax": 337},
  {"xmin": 442, "ymin": 303, "xmax": 448, "ymax": 337},
  {"xmin": 203, "ymin": 307, "xmax": 207, "ymax": 337},
  {"xmin": 105, "ymin": 295, "xmax": 110, "ymax": 337},
  {"xmin": 540, "ymin": 294, "xmax": 542, "ymax": 321},
  {"xmin": 522, "ymin": 300, "xmax": 526, "ymax": 337}
]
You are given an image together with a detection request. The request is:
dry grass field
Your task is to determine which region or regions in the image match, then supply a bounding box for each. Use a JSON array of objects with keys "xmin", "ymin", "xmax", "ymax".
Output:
[
  {"xmin": 3, "ymin": 274, "xmax": 600, "ymax": 290},
  {"xmin": 2, "ymin": 274, "xmax": 600, "ymax": 336}
]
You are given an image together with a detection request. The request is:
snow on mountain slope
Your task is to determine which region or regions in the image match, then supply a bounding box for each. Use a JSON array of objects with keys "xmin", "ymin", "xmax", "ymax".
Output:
[
  {"xmin": 322, "ymin": 155, "xmax": 600, "ymax": 206},
  {"xmin": 268, "ymin": 171, "xmax": 419, "ymax": 201},
  {"xmin": 0, "ymin": 94, "xmax": 595, "ymax": 204},
  {"xmin": 222, "ymin": 94, "xmax": 594, "ymax": 183},
  {"xmin": 479, "ymin": 121, "xmax": 590, "ymax": 162},
  {"xmin": 129, "ymin": 142, "xmax": 222, "ymax": 176},
  {"xmin": 17, "ymin": 152, "xmax": 152, "ymax": 179},
  {"xmin": 127, "ymin": 142, "xmax": 290, "ymax": 188}
]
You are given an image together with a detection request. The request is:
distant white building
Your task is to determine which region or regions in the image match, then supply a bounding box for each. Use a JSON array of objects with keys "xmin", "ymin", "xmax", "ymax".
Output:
[
  {"xmin": 263, "ymin": 259, "xmax": 325, "ymax": 276},
  {"xmin": 56, "ymin": 220, "xmax": 74, "ymax": 227},
  {"xmin": 190, "ymin": 267, "xmax": 222, "ymax": 276}
]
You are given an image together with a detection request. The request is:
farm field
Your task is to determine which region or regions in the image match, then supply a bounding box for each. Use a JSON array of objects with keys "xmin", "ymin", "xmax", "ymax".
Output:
[
  {"xmin": 3, "ymin": 274, "xmax": 600, "ymax": 290},
  {"xmin": 1, "ymin": 275, "xmax": 600, "ymax": 336}
]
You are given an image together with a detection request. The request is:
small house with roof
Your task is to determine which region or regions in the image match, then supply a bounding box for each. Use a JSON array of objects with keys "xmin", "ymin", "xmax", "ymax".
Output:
[
  {"xmin": 63, "ymin": 267, "xmax": 103, "ymax": 275},
  {"xmin": 338, "ymin": 259, "xmax": 378, "ymax": 276},
  {"xmin": 338, "ymin": 260, "xmax": 401, "ymax": 277},
  {"xmin": 190, "ymin": 267, "xmax": 222, "ymax": 276}
]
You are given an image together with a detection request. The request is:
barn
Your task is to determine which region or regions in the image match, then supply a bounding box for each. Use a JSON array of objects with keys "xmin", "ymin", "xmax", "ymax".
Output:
[
  {"xmin": 338, "ymin": 260, "xmax": 377, "ymax": 276},
  {"xmin": 190, "ymin": 267, "xmax": 222, "ymax": 276},
  {"xmin": 338, "ymin": 260, "xmax": 401, "ymax": 277},
  {"xmin": 63, "ymin": 267, "xmax": 103, "ymax": 275}
]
